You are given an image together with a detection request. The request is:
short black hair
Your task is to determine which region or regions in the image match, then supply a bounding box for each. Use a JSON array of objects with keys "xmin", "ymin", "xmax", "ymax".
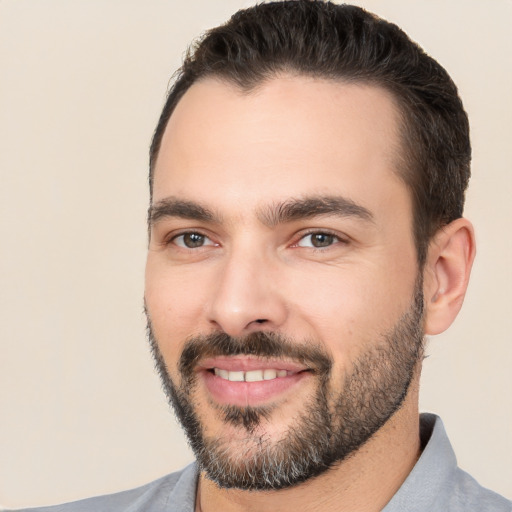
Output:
[{"xmin": 149, "ymin": 0, "xmax": 470, "ymax": 264}]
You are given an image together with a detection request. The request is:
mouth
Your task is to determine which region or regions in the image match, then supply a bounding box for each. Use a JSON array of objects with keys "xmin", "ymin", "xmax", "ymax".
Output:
[
  {"xmin": 213, "ymin": 368, "xmax": 292, "ymax": 381},
  {"xmin": 197, "ymin": 357, "xmax": 312, "ymax": 407}
]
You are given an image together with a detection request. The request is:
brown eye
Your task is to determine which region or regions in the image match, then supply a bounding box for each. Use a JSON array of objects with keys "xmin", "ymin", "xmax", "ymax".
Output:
[{"xmin": 297, "ymin": 232, "xmax": 338, "ymax": 248}]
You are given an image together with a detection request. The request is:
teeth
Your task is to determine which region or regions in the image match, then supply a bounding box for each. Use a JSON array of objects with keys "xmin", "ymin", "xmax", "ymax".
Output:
[
  {"xmin": 228, "ymin": 371, "xmax": 244, "ymax": 382},
  {"xmin": 215, "ymin": 369, "xmax": 229, "ymax": 380},
  {"xmin": 246, "ymin": 370, "xmax": 264, "ymax": 382},
  {"xmin": 263, "ymin": 369, "xmax": 277, "ymax": 380},
  {"xmin": 214, "ymin": 368, "xmax": 289, "ymax": 382}
]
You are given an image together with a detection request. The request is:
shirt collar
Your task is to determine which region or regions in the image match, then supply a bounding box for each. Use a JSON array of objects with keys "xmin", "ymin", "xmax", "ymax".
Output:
[{"xmin": 383, "ymin": 413, "xmax": 457, "ymax": 511}]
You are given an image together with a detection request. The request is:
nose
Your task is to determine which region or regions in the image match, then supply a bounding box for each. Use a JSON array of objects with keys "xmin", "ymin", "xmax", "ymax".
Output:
[{"xmin": 206, "ymin": 248, "xmax": 288, "ymax": 337}]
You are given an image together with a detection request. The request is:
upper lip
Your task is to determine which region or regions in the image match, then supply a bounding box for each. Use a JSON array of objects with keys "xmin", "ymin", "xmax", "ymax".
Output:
[{"xmin": 197, "ymin": 356, "xmax": 309, "ymax": 373}]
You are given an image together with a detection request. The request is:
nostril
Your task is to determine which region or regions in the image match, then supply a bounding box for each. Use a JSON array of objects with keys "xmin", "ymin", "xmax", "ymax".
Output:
[{"xmin": 255, "ymin": 319, "xmax": 267, "ymax": 324}]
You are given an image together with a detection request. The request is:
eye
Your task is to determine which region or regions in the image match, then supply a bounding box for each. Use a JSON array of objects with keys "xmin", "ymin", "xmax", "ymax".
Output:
[
  {"xmin": 296, "ymin": 232, "xmax": 340, "ymax": 248},
  {"xmin": 172, "ymin": 232, "xmax": 215, "ymax": 249}
]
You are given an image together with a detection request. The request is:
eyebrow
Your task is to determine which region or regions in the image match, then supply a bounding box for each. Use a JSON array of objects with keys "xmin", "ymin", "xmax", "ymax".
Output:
[
  {"xmin": 148, "ymin": 194, "xmax": 374, "ymax": 228},
  {"xmin": 148, "ymin": 197, "xmax": 220, "ymax": 225},
  {"xmin": 257, "ymin": 195, "xmax": 374, "ymax": 227}
]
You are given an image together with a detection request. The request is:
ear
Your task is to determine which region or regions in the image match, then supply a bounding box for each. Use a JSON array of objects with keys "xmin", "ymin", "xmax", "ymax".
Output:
[{"xmin": 423, "ymin": 218, "xmax": 476, "ymax": 335}]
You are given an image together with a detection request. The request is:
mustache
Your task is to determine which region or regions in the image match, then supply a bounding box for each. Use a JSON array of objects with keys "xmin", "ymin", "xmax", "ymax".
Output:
[{"xmin": 179, "ymin": 331, "xmax": 332, "ymax": 381}]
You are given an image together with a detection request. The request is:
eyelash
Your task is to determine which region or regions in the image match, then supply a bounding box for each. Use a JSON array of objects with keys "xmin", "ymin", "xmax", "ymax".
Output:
[
  {"xmin": 293, "ymin": 229, "xmax": 349, "ymax": 249},
  {"xmin": 163, "ymin": 229, "xmax": 349, "ymax": 251},
  {"xmin": 166, "ymin": 230, "xmax": 216, "ymax": 249}
]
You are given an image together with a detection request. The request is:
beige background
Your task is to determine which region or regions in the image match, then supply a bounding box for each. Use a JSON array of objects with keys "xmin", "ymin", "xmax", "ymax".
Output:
[{"xmin": 1, "ymin": 0, "xmax": 511, "ymax": 508}]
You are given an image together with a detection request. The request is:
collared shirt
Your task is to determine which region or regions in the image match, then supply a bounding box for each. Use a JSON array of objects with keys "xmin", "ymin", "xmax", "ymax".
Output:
[{"xmin": 13, "ymin": 414, "xmax": 512, "ymax": 511}]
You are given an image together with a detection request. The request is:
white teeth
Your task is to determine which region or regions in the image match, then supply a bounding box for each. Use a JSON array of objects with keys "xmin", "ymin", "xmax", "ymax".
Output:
[
  {"xmin": 214, "ymin": 368, "xmax": 229, "ymax": 379},
  {"xmin": 245, "ymin": 370, "xmax": 264, "ymax": 382},
  {"xmin": 263, "ymin": 369, "xmax": 277, "ymax": 380},
  {"xmin": 228, "ymin": 371, "xmax": 245, "ymax": 382},
  {"xmin": 214, "ymin": 368, "xmax": 289, "ymax": 382}
]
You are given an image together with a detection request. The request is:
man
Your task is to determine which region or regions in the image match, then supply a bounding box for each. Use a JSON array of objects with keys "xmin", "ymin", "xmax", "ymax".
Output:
[{"xmin": 16, "ymin": 1, "xmax": 511, "ymax": 511}]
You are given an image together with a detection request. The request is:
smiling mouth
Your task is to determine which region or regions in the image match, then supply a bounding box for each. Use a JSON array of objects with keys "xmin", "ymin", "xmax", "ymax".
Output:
[
  {"xmin": 213, "ymin": 368, "xmax": 292, "ymax": 382},
  {"xmin": 198, "ymin": 358, "xmax": 312, "ymax": 407}
]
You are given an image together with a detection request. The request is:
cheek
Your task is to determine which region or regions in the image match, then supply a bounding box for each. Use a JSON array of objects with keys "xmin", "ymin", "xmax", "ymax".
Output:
[
  {"xmin": 145, "ymin": 259, "xmax": 210, "ymax": 367},
  {"xmin": 286, "ymin": 263, "xmax": 416, "ymax": 358}
]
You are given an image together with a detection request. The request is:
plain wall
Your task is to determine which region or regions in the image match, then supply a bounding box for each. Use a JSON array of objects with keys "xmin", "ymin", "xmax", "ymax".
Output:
[{"xmin": 1, "ymin": 0, "xmax": 511, "ymax": 508}]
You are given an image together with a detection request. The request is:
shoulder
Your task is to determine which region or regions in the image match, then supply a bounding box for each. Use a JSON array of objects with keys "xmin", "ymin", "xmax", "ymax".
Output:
[
  {"xmin": 385, "ymin": 414, "xmax": 511, "ymax": 512},
  {"xmin": 426, "ymin": 415, "xmax": 511, "ymax": 512},
  {"xmin": 7, "ymin": 463, "xmax": 198, "ymax": 512},
  {"xmin": 447, "ymin": 467, "xmax": 512, "ymax": 512}
]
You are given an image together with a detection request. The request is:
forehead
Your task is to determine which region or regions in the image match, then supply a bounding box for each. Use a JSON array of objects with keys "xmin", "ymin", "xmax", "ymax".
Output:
[{"xmin": 153, "ymin": 76, "xmax": 407, "ymax": 216}]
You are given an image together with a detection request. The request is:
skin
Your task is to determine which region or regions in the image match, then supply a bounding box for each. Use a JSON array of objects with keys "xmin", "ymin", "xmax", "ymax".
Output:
[{"xmin": 145, "ymin": 76, "xmax": 475, "ymax": 512}]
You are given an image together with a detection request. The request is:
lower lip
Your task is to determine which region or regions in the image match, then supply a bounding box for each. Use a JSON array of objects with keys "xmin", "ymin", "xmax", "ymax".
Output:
[{"xmin": 201, "ymin": 370, "xmax": 311, "ymax": 407}]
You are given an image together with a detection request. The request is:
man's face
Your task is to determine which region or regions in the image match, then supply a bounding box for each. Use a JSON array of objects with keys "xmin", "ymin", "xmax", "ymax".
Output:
[{"xmin": 145, "ymin": 77, "xmax": 424, "ymax": 489}]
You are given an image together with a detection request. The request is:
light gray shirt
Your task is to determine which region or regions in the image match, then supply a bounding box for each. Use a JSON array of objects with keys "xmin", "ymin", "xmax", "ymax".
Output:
[{"xmin": 11, "ymin": 414, "xmax": 511, "ymax": 511}]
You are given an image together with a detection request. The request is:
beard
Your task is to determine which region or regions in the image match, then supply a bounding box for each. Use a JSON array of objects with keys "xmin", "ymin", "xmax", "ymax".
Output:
[{"xmin": 146, "ymin": 278, "xmax": 425, "ymax": 491}]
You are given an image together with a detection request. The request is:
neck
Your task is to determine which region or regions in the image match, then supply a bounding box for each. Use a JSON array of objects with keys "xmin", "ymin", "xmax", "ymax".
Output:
[{"xmin": 196, "ymin": 378, "xmax": 422, "ymax": 512}]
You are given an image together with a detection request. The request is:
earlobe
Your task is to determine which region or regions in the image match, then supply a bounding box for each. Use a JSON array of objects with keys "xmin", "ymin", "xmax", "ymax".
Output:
[{"xmin": 423, "ymin": 218, "xmax": 476, "ymax": 335}]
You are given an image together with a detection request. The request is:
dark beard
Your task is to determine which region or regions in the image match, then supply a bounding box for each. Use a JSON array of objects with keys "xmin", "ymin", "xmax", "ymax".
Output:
[{"xmin": 146, "ymin": 279, "xmax": 424, "ymax": 491}]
